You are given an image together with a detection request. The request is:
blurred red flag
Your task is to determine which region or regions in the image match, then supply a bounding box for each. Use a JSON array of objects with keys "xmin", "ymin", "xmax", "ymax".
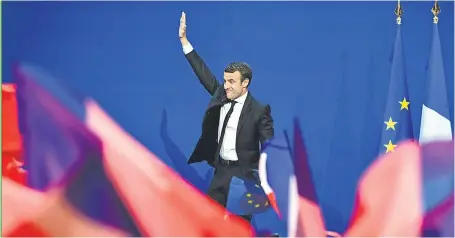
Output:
[
  {"xmin": 2, "ymin": 83, "xmax": 22, "ymax": 153},
  {"xmin": 345, "ymin": 141, "xmax": 423, "ymax": 236},
  {"xmin": 2, "ymin": 83, "xmax": 26, "ymax": 184},
  {"xmin": 1, "ymin": 177, "xmax": 46, "ymax": 236}
]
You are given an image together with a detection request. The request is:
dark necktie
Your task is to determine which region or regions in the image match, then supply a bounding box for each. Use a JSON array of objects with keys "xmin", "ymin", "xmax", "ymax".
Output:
[{"xmin": 216, "ymin": 100, "xmax": 237, "ymax": 158}]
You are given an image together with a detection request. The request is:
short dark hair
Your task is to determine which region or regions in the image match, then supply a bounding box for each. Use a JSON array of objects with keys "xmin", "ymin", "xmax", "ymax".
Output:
[{"xmin": 224, "ymin": 62, "xmax": 253, "ymax": 86}]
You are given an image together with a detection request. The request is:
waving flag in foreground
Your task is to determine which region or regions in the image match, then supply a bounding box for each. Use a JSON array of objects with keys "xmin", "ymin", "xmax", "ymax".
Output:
[
  {"xmin": 259, "ymin": 130, "xmax": 296, "ymax": 237},
  {"xmin": 10, "ymin": 63, "xmax": 253, "ymax": 237},
  {"xmin": 260, "ymin": 122, "xmax": 325, "ymax": 237},
  {"xmin": 259, "ymin": 131, "xmax": 292, "ymax": 220},
  {"xmin": 346, "ymin": 139, "xmax": 454, "ymax": 237},
  {"xmin": 419, "ymin": 139, "xmax": 454, "ymax": 237},
  {"xmin": 346, "ymin": 141, "xmax": 423, "ymax": 236},
  {"xmin": 224, "ymin": 133, "xmax": 285, "ymax": 236},
  {"xmin": 2, "ymin": 84, "xmax": 26, "ymax": 184},
  {"xmin": 2, "ymin": 83, "xmax": 22, "ymax": 155},
  {"xmin": 422, "ymin": 193, "xmax": 454, "ymax": 236},
  {"xmin": 1, "ymin": 177, "xmax": 46, "ymax": 236},
  {"xmin": 292, "ymin": 119, "xmax": 326, "ymax": 237}
]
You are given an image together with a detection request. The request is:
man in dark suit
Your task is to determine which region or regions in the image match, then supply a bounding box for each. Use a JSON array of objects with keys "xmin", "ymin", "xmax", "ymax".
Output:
[{"xmin": 179, "ymin": 12, "xmax": 274, "ymax": 222}]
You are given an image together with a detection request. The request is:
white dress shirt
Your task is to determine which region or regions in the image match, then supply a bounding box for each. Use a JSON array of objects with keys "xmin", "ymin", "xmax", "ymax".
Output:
[
  {"xmin": 183, "ymin": 43, "xmax": 245, "ymax": 161},
  {"xmin": 217, "ymin": 92, "xmax": 247, "ymax": 161}
]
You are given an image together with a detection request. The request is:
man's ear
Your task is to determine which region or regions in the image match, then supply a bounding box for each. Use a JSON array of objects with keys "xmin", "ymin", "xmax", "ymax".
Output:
[{"xmin": 242, "ymin": 78, "xmax": 250, "ymax": 88}]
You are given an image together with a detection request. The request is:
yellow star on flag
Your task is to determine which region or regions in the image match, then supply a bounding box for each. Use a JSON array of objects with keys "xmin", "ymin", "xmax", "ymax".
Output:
[
  {"xmin": 384, "ymin": 140, "xmax": 397, "ymax": 153},
  {"xmin": 384, "ymin": 117, "xmax": 398, "ymax": 130},
  {"xmin": 399, "ymin": 97, "xmax": 410, "ymax": 110}
]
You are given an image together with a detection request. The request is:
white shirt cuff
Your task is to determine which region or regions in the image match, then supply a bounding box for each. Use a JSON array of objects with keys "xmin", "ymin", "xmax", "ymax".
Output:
[{"xmin": 182, "ymin": 43, "xmax": 194, "ymax": 55}]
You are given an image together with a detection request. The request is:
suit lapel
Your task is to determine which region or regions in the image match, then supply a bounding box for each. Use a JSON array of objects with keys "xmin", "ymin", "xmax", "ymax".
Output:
[{"xmin": 236, "ymin": 93, "xmax": 252, "ymax": 136}]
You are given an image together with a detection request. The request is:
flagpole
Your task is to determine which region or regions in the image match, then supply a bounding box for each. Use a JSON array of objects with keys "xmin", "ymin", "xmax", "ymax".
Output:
[
  {"xmin": 432, "ymin": 0, "xmax": 440, "ymax": 24},
  {"xmin": 395, "ymin": 0, "xmax": 403, "ymax": 25}
]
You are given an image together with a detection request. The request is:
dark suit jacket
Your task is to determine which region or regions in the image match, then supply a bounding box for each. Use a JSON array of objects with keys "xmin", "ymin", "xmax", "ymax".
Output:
[{"xmin": 184, "ymin": 50, "xmax": 274, "ymax": 173}]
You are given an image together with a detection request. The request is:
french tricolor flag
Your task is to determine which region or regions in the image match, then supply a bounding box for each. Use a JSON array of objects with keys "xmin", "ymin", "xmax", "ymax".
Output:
[
  {"xmin": 259, "ymin": 121, "xmax": 326, "ymax": 237},
  {"xmin": 258, "ymin": 131, "xmax": 297, "ymax": 236},
  {"xmin": 419, "ymin": 20, "xmax": 453, "ymax": 144}
]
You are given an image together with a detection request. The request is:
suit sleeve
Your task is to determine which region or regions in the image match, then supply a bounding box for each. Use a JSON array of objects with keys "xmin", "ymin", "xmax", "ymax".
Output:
[
  {"xmin": 258, "ymin": 104, "xmax": 274, "ymax": 145},
  {"xmin": 184, "ymin": 48, "xmax": 220, "ymax": 96}
]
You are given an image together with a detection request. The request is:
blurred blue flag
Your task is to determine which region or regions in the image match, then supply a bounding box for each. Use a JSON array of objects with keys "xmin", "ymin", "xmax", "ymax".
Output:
[
  {"xmin": 64, "ymin": 139, "xmax": 142, "ymax": 236},
  {"xmin": 15, "ymin": 63, "xmax": 88, "ymax": 190},
  {"xmin": 420, "ymin": 139, "xmax": 454, "ymax": 237},
  {"xmin": 14, "ymin": 63, "xmax": 142, "ymax": 235},
  {"xmin": 379, "ymin": 23, "xmax": 413, "ymax": 154}
]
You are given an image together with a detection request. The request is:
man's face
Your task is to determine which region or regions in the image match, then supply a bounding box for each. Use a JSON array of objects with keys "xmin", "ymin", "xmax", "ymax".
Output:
[{"xmin": 223, "ymin": 71, "xmax": 249, "ymax": 99}]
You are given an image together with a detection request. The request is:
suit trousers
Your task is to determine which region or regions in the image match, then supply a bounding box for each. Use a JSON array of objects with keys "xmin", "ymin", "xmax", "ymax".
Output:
[{"xmin": 207, "ymin": 160, "xmax": 253, "ymax": 222}]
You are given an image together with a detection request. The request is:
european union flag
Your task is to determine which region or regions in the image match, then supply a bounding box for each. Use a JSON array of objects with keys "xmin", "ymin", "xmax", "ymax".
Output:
[
  {"xmin": 226, "ymin": 176, "xmax": 270, "ymax": 215},
  {"xmin": 379, "ymin": 22, "xmax": 413, "ymax": 154}
]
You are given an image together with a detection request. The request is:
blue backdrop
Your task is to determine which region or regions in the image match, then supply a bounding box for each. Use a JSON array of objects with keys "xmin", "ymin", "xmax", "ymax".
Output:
[{"xmin": 2, "ymin": 1, "xmax": 454, "ymax": 233}]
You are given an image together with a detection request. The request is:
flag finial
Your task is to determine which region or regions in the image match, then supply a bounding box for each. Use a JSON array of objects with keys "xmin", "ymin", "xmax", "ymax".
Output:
[
  {"xmin": 432, "ymin": 0, "xmax": 440, "ymax": 24},
  {"xmin": 395, "ymin": 0, "xmax": 403, "ymax": 25}
]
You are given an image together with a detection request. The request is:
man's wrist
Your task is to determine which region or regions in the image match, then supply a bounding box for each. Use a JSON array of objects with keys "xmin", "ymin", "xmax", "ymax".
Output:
[
  {"xmin": 180, "ymin": 37, "xmax": 189, "ymax": 46},
  {"xmin": 181, "ymin": 38, "xmax": 193, "ymax": 54}
]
